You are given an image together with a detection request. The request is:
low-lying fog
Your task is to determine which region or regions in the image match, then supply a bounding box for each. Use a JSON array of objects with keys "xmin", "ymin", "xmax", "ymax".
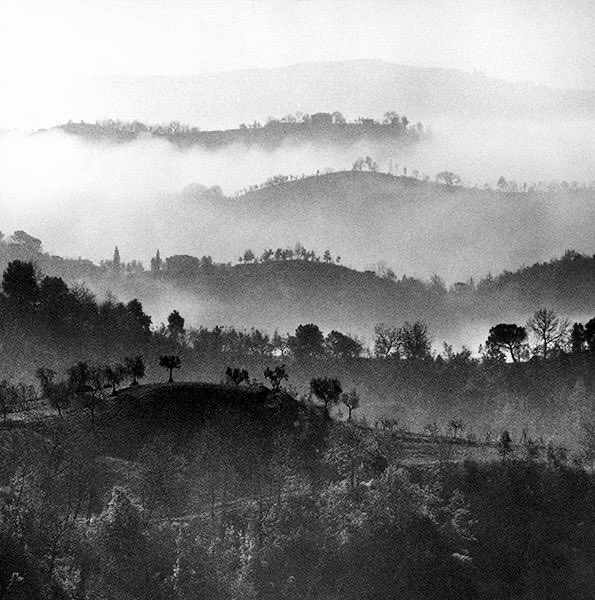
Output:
[{"xmin": 1, "ymin": 118, "xmax": 594, "ymax": 285}]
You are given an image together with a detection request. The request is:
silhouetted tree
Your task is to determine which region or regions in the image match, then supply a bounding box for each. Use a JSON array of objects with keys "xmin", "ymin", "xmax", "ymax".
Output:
[
  {"xmin": 264, "ymin": 365, "xmax": 288, "ymax": 390},
  {"xmin": 497, "ymin": 430, "xmax": 513, "ymax": 461},
  {"xmin": 289, "ymin": 323, "xmax": 325, "ymax": 360},
  {"xmin": 486, "ymin": 323, "xmax": 528, "ymax": 362},
  {"xmin": 104, "ymin": 364, "xmax": 127, "ymax": 395},
  {"xmin": 1, "ymin": 260, "xmax": 39, "ymax": 310},
  {"xmin": 341, "ymin": 389, "xmax": 360, "ymax": 420},
  {"xmin": 570, "ymin": 323, "xmax": 587, "ymax": 353},
  {"xmin": 124, "ymin": 355, "xmax": 145, "ymax": 385},
  {"xmin": 325, "ymin": 330, "xmax": 362, "ymax": 359},
  {"xmin": 399, "ymin": 321, "xmax": 432, "ymax": 360},
  {"xmin": 310, "ymin": 377, "xmax": 342, "ymax": 415},
  {"xmin": 374, "ymin": 323, "xmax": 401, "ymax": 358},
  {"xmin": 167, "ymin": 310, "xmax": 185, "ymax": 342},
  {"xmin": 586, "ymin": 317, "xmax": 595, "ymax": 351},
  {"xmin": 159, "ymin": 355, "xmax": 181, "ymax": 382},
  {"xmin": 527, "ymin": 308, "xmax": 569, "ymax": 360},
  {"xmin": 332, "ymin": 111, "xmax": 346, "ymax": 124},
  {"xmin": 150, "ymin": 249, "xmax": 162, "ymax": 272},
  {"xmin": 436, "ymin": 171, "xmax": 461, "ymax": 187},
  {"xmin": 126, "ymin": 299, "xmax": 152, "ymax": 334},
  {"xmin": 112, "ymin": 246, "xmax": 121, "ymax": 270}
]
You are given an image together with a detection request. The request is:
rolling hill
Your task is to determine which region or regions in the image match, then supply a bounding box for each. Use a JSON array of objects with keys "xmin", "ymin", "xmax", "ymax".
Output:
[{"xmin": 33, "ymin": 60, "xmax": 595, "ymax": 129}]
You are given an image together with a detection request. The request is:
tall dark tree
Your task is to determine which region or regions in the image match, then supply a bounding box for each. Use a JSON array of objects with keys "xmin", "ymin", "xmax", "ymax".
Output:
[
  {"xmin": 112, "ymin": 246, "xmax": 121, "ymax": 270},
  {"xmin": 341, "ymin": 389, "xmax": 360, "ymax": 420},
  {"xmin": 399, "ymin": 321, "xmax": 432, "ymax": 360},
  {"xmin": 1, "ymin": 260, "xmax": 39, "ymax": 310},
  {"xmin": 325, "ymin": 330, "xmax": 363, "ymax": 359},
  {"xmin": 486, "ymin": 323, "xmax": 528, "ymax": 362},
  {"xmin": 289, "ymin": 323, "xmax": 325, "ymax": 360},
  {"xmin": 570, "ymin": 322, "xmax": 587, "ymax": 353},
  {"xmin": 167, "ymin": 310, "xmax": 185, "ymax": 341},
  {"xmin": 126, "ymin": 299, "xmax": 152, "ymax": 334},
  {"xmin": 159, "ymin": 355, "xmax": 181, "ymax": 383},
  {"xmin": 310, "ymin": 377, "xmax": 342, "ymax": 414},
  {"xmin": 583, "ymin": 317, "xmax": 595, "ymax": 352},
  {"xmin": 263, "ymin": 365, "xmax": 288, "ymax": 390},
  {"xmin": 124, "ymin": 355, "xmax": 146, "ymax": 386}
]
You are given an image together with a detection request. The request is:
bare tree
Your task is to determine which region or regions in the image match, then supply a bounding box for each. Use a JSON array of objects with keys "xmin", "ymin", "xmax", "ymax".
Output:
[
  {"xmin": 373, "ymin": 323, "xmax": 400, "ymax": 358},
  {"xmin": 527, "ymin": 308, "xmax": 570, "ymax": 360}
]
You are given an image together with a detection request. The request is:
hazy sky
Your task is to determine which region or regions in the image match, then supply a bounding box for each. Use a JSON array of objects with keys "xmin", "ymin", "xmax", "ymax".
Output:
[{"xmin": 1, "ymin": 0, "xmax": 593, "ymax": 87}]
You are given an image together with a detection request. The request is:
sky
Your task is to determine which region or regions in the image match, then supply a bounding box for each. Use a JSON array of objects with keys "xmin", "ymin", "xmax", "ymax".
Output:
[{"xmin": 0, "ymin": 0, "xmax": 593, "ymax": 102}]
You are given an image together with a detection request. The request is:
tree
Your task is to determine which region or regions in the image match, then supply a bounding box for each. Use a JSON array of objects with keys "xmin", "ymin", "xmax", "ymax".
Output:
[
  {"xmin": 586, "ymin": 317, "xmax": 595, "ymax": 352},
  {"xmin": 497, "ymin": 430, "xmax": 513, "ymax": 462},
  {"xmin": 374, "ymin": 323, "xmax": 400, "ymax": 358},
  {"xmin": 89, "ymin": 487, "xmax": 157, "ymax": 599},
  {"xmin": 570, "ymin": 322, "xmax": 587, "ymax": 353},
  {"xmin": 332, "ymin": 111, "xmax": 346, "ymax": 124},
  {"xmin": 264, "ymin": 365, "xmax": 288, "ymax": 391},
  {"xmin": 167, "ymin": 310, "xmax": 185, "ymax": 341},
  {"xmin": 126, "ymin": 299, "xmax": 152, "ymax": 333},
  {"xmin": 325, "ymin": 330, "xmax": 362, "ymax": 359},
  {"xmin": 352, "ymin": 157, "xmax": 365, "ymax": 171},
  {"xmin": 242, "ymin": 249, "xmax": 255, "ymax": 263},
  {"xmin": 36, "ymin": 367, "xmax": 71, "ymax": 416},
  {"xmin": 150, "ymin": 249, "xmax": 162, "ymax": 272},
  {"xmin": 436, "ymin": 171, "xmax": 461, "ymax": 187},
  {"xmin": 159, "ymin": 355, "xmax": 181, "ymax": 382},
  {"xmin": 383, "ymin": 111, "xmax": 400, "ymax": 125},
  {"xmin": 399, "ymin": 322, "xmax": 432, "ymax": 360},
  {"xmin": 104, "ymin": 364, "xmax": 127, "ymax": 395},
  {"xmin": 124, "ymin": 355, "xmax": 145, "ymax": 385},
  {"xmin": 527, "ymin": 308, "xmax": 570, "ymax": 360},
  {"xmin": 289, "ymin": 323, "xmax": 325, "ymax": 360},
  {"xmin": 323, "ymin": 249, "xmax": 332, "ymax": 263},
  {"xmin": 112, "ymin": 246, "xmax": 121, "ymax": 270},
  {"xmin": 1, "ymin": 260, "xmax": 39, "ymax": 309},
  {"xmin": 341, "ymin": 389, "xmax": 360, "ymax": 420},
  {"xmin": 68, "ymin": 362, "xmax": 107, "ymax": 428},
  {"xmin": 486, "ymin": 323, "xmax": 528, "ymax": 362},
  {"xmin": 310, "ymin": 377, "xmax": 342, "ymax": 414}
]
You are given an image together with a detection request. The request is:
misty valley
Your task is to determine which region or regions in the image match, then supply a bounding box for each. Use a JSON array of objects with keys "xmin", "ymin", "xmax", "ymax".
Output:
[{"xmin": 1, "ymin": 68, "xmax": 595, "ymax": 600}]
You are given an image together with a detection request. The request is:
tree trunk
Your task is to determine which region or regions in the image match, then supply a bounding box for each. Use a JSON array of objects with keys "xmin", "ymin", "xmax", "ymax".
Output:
[{"xmin": 168, "ymin": 369, "xmax": 174, "ymax": 383}]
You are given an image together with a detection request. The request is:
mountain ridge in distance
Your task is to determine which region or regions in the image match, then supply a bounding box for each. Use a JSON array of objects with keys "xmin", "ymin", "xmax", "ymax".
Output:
[{"xmin": 48, "ymin": 59, "xmax": 595, "ymax": 130}]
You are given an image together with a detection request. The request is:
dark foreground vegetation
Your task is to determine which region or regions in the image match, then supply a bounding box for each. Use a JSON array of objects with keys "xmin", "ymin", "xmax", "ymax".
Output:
[
  {"xmin": 0, "ymin": 256, "xmax": 594, "ymax": 599},
  {"xmin": 1, "ymin": 374, "xmax": 594, "ymax": 600}
]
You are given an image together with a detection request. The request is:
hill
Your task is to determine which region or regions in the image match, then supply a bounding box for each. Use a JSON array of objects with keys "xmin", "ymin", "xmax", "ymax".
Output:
[
  {"xmin": 35, "ymin": 60, "xmax": 595, "ymax": 128},
  {"xmin": 178, "ymin": 171, "xmax": 595, "ymax": 283},
  {"xmin": 50, "ymin": 118, "xmax": 424, "ymax": 151},
  {"xmin": 2, "ymin": 212, "xmax": 594, "ymax": 350}
]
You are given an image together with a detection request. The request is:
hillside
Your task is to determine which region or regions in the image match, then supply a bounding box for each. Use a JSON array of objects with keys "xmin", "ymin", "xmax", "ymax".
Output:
[
  {"xmin": 32, "ymin": 60, "xmax": 595, "ymax": 129},
  {"xmin": 2, "ymin": 215, "xmax": 594, "ymax": 350},
  {"xmin": 179, "ymin": 171, "xmax": 595, "ymax": 283}
]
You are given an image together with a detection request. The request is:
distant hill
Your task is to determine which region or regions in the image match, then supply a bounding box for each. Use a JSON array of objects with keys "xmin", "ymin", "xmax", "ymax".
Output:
[
  {"xmin": 178, "ymin": 171, "xmax": 595, "ymax": 283},
  {"xmin": 49, "ymin": 118, "xmax": 424, "ymax": 151},
  {"xmin": 45, "ymin": 60, "xmax": 595, "ymax": 128}
]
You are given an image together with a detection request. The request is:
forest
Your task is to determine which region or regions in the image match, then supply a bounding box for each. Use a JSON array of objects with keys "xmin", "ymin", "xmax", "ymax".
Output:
[{"xmin": 0, "ymin": 256, "xmax": 594, "ymax": 599}]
